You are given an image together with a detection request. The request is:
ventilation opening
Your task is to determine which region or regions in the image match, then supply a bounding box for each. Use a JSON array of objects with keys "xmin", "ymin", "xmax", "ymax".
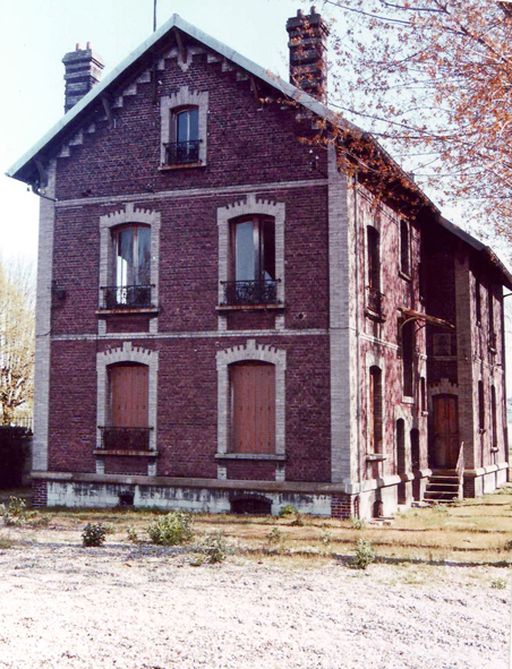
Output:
[
  {"xmin": 118, "ymin": 491, "xmax": 134, "ymax": 507},
  {"xmin": 372, "ymin": 499, "xmax": 383, "ymax": 519},
  {"xmin": 231, "ymin": 496, "xmax": 271, "ymax": 515}
]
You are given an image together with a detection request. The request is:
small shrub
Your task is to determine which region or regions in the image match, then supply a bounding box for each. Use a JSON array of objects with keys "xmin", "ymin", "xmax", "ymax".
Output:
[
  {"xmin": 351, "ymin": 538, "xmax": 376, "ymax": 570},
  {"xmin": 320, "ymin": 530, "xmax": 332, "ymax": 549},
  {"xmin": 290, "ymin": 511, "xmax": 304, "ymax": 527},
  {"xmin": 1, "ymin": 497, "xmax": 29, "ymax": 527},
  {"xmin": 266, "ymin": 527, "xmax": 282, "ymax": 544},
  {"xmin": 82, "ymin": 523, "xmax": 107, "ymax": 547},
  {"xmin": 199, "ymin": 531, "xmax": 231, "ymax": 564},
  {"xmin": 279, "ymin": 504, "xmax": 297, "ymax": 518},
  {"xmin": 126, "ymin": 526, "xmax": 139, "ymax": 543},
  {"xmin": 148, "ymin": 511, "xmax": 194, "ymax": 546},
  {"xmin": 491, "ymin": 577, "xmax": 507, "ymax": 590},
  {"xmin": 350, "ymin": 516, "xmax": 366, "ymax": 530}
]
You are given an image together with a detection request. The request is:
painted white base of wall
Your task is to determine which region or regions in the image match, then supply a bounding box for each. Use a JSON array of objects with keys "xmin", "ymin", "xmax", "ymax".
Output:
[{"xmin": 46, "ymin": 480, "xmax": 333, "ymax": 516}]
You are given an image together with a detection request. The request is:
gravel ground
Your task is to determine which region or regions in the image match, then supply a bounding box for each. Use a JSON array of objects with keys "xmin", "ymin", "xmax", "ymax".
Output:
[{"xmin": 0, "ymin": 542, "xmax": 509, "ymax": 669}]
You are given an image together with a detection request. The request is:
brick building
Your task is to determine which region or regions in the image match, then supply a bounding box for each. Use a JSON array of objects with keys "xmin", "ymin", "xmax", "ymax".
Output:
[{"xmin": 7, "ymin": 10, "xmax": 511, "ymax": 517}]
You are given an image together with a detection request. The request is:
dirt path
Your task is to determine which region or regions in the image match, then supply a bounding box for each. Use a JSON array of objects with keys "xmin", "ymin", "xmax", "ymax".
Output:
[{"xmin": 0, "ymin": 540, "xmax": 508, "ymax": 669}]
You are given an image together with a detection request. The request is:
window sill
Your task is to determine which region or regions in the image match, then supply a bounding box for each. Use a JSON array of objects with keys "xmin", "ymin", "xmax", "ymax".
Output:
[
  {"xmin": 159, "ymin": 162, "xmax": 205, "ymax": 171},
  {"xmin": 96, "ymin": 306, "xmax": 160, "ymax": 316},
  {"xmin": 399, "ymin": 271, "xmax": 411, "ymax": 282},
  {"xmin": 365, "ymin": 308, "xmax": 386, "ymax": 323},
  {"xmin": 491, "ymin": 447, "xmax": 499, "ymax": 453},
  {"xmin": 215, "ymin": 453, "xmax": 286, "ymax": 461},
  {"xmin": 366, "ymin": 453, "xmax": 387, "ymax": 462},
  {"xmin": 216, "ymin": 303, "xmax": 284, "ymax": 313},
  {"xmin": 401, "ymin": 396, "xmax": 414, "ymax": 405},
  {"xmin": 94, "ymin": 449, "xmax": 159, "ymax": 457}
]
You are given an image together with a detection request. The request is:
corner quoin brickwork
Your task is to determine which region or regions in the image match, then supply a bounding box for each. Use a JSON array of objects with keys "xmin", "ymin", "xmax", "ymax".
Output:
[
  {"xmin": 96, "ymin": 342, "xmax": 159, "ymax": 475},
  {"xmin": 32, "ymin": 161, "xmax": 57, "ymax": 474}
]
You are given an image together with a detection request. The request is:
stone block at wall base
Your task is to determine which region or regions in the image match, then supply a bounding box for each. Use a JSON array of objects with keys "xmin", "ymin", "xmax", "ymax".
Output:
[{"xmin": 32, "ymin": 479, "xmax": 48, "ymax": 507}]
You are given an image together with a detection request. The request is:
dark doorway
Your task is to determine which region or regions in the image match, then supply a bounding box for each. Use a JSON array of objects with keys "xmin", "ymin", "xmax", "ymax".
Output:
[{"xmin": 432, "ymin": 394, "xmax": 460, "ymax": 468}]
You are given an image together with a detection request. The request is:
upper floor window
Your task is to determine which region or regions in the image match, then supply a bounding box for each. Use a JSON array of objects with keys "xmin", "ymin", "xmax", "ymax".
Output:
[
  {"xmin": 399, "ymin": 219, "xmax": 411, "ymax": 276},
  {"xmin": 160, "ymin": 87, "xmax": 208, "ymax": 167},
  {"xmin": 104, "ymin": 224, "xmax": 151, "ymax": 308},
  {"xmin": 223, "ymin": 216, "xmax": 277, "ymax": 305},
  {"xmin": 165, "ymin": 107, "xmax": 200, "ymax": 165},
  {"xmin": 366, "ymin": 226, "xmax": 382, "ymax": 316},
  {"xmin": 488, "ymin": 286, "xmax": 497, "ymax": 350},
  {"xmin": 401, "ymin": 320, "xmax": 415, "ymax": 397},
  {"xmin": 475, "ymin": 278, "xmax": 482, "ymax": 324}
]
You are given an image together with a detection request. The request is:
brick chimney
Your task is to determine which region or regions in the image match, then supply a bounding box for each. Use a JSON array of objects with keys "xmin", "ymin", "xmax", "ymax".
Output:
[
  {"xmin": 62, "ymin": 42, "xmax": 104, "ymax": 113},
  {"xmin": 286, "ymin": 7, "xmax": 329, "ymax": 102}
]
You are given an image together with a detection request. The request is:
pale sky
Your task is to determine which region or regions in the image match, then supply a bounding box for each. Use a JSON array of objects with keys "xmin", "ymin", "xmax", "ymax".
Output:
[{"xmin": 1, "ymin": 0, "xmax": 315, "ymax": 261}]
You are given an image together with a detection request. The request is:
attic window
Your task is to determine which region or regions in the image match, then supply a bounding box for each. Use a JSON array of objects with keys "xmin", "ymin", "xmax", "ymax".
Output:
[
  {"xmin": 165, "ymin": 107, "xmax": 201, "ymax": 165},
  {"xmin": 160, "ymin": 86, "xmax": 208, "ymax": 168}
]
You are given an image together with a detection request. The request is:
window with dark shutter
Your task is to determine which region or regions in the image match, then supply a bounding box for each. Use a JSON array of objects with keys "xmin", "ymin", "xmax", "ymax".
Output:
[{"xmin": 229, "ymin": 361, "xmax": 276, "ymax": 454}]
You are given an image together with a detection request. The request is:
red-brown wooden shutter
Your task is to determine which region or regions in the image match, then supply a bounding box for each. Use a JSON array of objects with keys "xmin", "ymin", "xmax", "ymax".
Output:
[
  {"xmin": 109, "ymin": 364, "xmax": 149, "ymax": 427},
  {"xmin": 230, "ymin": 362, "xmax": 275, "ymax": 454}
]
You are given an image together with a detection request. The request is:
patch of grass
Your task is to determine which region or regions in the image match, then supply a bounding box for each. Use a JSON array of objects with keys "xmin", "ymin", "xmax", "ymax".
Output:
[
  {"xmin": 0, "ymin": 535, "xmax": 14, "ymax": 549},
  {"xmin": 491, "ymin": 577, "xmax": 507, "ymax": 590}
]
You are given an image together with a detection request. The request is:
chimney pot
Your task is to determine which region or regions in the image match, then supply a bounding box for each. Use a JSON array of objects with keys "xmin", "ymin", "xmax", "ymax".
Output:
[
  {"xmin": 286, "ymin": 7, "xmax": 329, "ymax": 102},
  {"xmin": 62, "ymin": 44, "xmax": 105, "ymax": 113}
]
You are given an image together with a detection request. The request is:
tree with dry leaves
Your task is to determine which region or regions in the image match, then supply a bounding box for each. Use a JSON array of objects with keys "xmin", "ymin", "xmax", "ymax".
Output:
[
  {"xmin": 319, "ymin": 0, "xmax": 512, "ymax": 244},
  {"xmin": 0, "ymin": 259, "xmax": 35, "ymax": 425}
]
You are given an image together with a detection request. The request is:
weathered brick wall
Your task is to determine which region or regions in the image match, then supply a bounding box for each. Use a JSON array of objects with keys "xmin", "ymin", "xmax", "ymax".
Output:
[
  {"xmin": 351, "ymin": 189, "xmax": 428, "ymax": 481},
  {"xmin": 46, "ymin": 46, "xmax": 333, "ymax": 486}
]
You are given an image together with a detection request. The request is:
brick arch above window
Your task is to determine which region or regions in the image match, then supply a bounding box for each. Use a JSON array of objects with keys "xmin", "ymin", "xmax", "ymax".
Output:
[
  {"xmin": 96, "ymin": 342, "xmax": 159, "ymax": 458},
  {"xmin": 217, "ymin": 194, "xmax": 285, "ymax": 328},
  {"xmin": 160, "ymin": 85, "xmax": 208, "ymax": 165},
  {"xmin": 216, "ymin": 339, "xmax": 286, "ymax": 464}
]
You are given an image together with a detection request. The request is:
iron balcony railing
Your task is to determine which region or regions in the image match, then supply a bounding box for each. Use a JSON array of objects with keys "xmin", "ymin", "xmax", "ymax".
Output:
[
  {"xmin": 164, "ymin": 140, "xmax": 201, "ymax": 165},
  {"xmin": 99, "ymin": 427, "xmax": 152, "ymax": 451},
  {"xmin": 366, "ymin": 286, "xmax": 385, "ymax": 317},
  {"xmin": 221, "ymin": 279, "xmax": 279, "ymax": 306},
  {"xmin": 101, "ymin": 284, "xmax": 153, "ymax": 309}
]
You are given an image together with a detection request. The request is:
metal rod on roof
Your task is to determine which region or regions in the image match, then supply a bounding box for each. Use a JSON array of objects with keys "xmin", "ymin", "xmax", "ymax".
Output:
[{"xmin": 153, "ymin": 0, "xmax": 157, "ymax": 31}]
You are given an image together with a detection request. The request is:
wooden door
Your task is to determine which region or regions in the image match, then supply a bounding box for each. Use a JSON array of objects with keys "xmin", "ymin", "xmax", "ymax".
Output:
[
  {"xmin": 432, "ymin": 394, "xmax": 459, "ymax": 467},
  {"xmin": 109, "ymin": 364, "xmax": 149, "ymax": 427},
  {"xmin": 230, "ymin": 362, "xmax": 275, "ymax": 454}
]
